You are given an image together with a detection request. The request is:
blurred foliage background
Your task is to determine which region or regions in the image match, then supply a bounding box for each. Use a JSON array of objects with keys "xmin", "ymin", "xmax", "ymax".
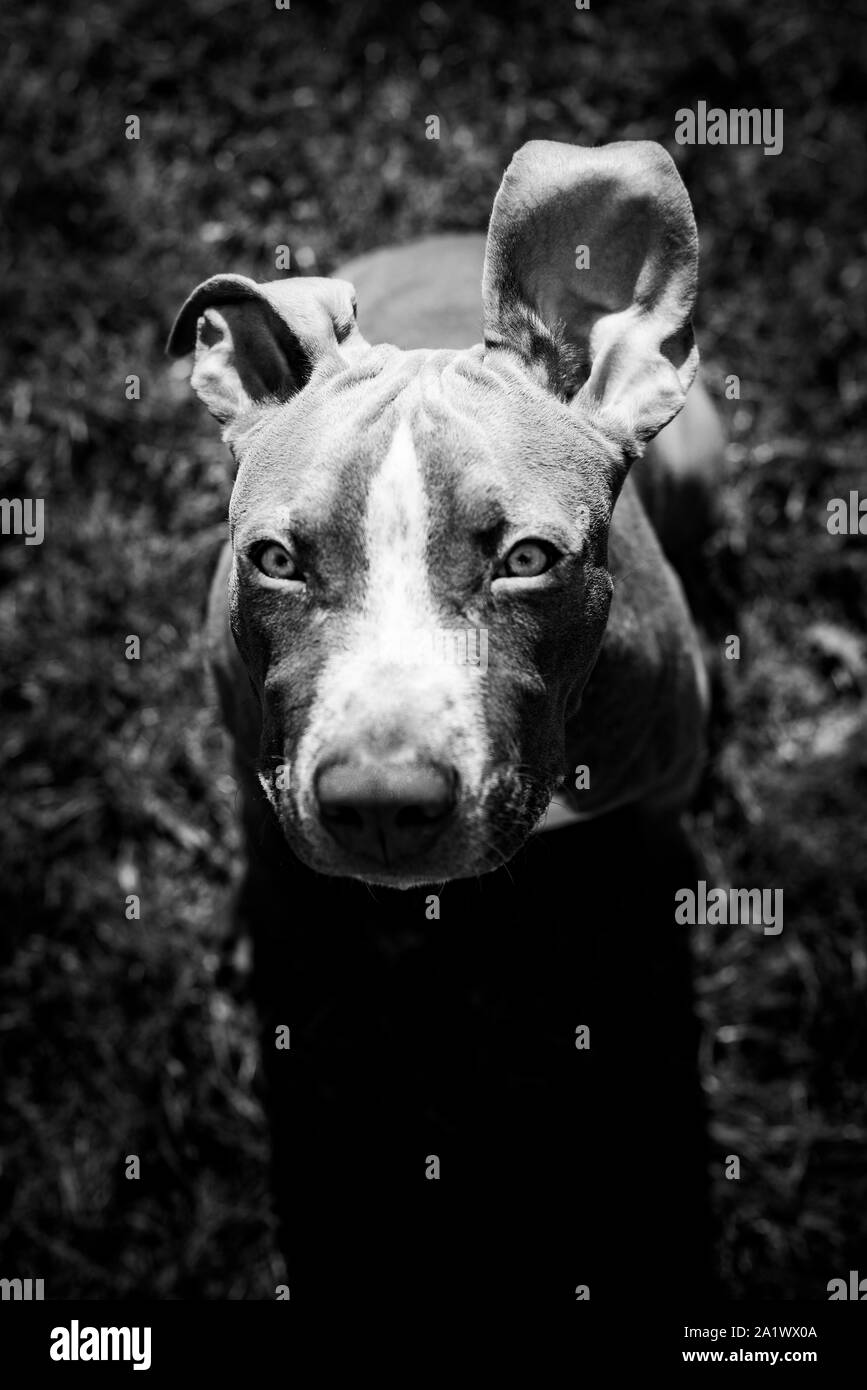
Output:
[{"xmin": 1, "ymin": 0, "xmax": 865, "ymax": 1299}]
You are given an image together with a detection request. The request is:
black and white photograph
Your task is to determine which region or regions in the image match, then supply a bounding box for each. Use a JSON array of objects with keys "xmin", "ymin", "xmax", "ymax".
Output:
[{"xmin": 1, "ymin": 0, "xmax": 865, "ymax": 1369}]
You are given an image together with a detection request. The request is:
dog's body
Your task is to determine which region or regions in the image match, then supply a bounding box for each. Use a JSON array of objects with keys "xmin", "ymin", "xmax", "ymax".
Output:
[{"xmin": 170, "ymin": 141, "xmax": 724, "ymax": 1303}]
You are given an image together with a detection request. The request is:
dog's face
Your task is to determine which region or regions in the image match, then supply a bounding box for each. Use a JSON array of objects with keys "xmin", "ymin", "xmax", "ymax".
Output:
[
  {"xmin": 226, "ymin": 344, "xmax": 620, "ymax": 883},
  {"xmin": 170, "ymin": 139, "xmax": 699, "ymax": 886}
]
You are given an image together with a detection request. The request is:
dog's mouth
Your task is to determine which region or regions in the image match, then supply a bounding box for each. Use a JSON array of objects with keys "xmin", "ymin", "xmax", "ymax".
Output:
[{"xmin": 261, "ymin": 762, "xmax": 555, "ymax": 887}]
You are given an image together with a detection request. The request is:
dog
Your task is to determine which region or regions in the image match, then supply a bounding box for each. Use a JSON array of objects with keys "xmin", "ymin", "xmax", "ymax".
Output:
[{"xmin": 169, "ymin": 140, "xmax": 724, "ymax": 1306}]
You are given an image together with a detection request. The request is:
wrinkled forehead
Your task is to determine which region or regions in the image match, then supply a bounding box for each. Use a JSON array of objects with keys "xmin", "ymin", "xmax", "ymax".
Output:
[{"xmin": 228, "ymin": 345, "xmax": 617, "ymax": 532}]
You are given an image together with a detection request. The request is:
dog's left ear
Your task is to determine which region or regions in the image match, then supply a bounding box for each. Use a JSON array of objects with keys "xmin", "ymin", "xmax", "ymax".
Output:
[
  {"xmin": 167, "ymin": 274, "xmax": 367, "ymax": 428},
  {"xmin": 482, "ymin": 140, "xmax": 699, "ymax": 447}
]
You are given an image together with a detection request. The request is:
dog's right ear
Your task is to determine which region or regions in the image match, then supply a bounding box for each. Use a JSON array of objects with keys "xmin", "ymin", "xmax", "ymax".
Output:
[{"xmin": 166, "ymin": 274, "xmax": 367, "ymax": 427}]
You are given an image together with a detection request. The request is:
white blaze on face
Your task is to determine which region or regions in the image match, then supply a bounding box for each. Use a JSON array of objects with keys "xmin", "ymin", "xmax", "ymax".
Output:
[
  {"xmin": 293, "ymin": 416, "xmax": 489, "ymax": 817},
  {"xmin": 365, "ymin": 417, "xmax": 438, "ymax": 649}
]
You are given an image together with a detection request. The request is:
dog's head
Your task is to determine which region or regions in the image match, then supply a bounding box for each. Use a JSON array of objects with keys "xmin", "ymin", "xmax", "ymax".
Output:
[{"xmin": 169, "ymin": 140, "xmax": 698, "ymax": 887}]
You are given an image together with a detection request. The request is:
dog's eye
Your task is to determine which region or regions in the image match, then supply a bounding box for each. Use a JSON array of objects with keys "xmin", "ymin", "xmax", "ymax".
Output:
[
  {"xmin": 255, "ymin": 542, "xmax": 298, "ymax": 580},
  {"xmin": 501, "ymin": 539, "xmax": 556, "ymax": 579}
]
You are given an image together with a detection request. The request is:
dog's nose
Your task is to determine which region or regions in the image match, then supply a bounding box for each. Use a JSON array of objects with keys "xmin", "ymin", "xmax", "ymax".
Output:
[{"xmin": 315, "ymin": 758, "xmax": 457, "ymax": 865}]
